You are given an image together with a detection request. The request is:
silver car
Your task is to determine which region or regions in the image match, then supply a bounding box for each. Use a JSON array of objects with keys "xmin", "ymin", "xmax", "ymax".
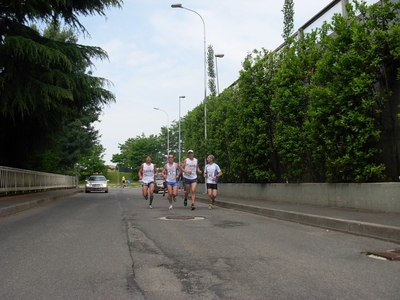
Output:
[
  {"xmin": 154, "ymin": 174, "xmax": 165, "ymax": 193},
  {"xmin": 85, "ymin": 175, "xmax": 109, "ymax": 193}
]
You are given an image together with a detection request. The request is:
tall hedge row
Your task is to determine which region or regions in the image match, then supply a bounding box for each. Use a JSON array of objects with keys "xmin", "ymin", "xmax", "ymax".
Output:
[{"xmin": 182, "ymin": 0, "xmax": 400, "ymax": 183}]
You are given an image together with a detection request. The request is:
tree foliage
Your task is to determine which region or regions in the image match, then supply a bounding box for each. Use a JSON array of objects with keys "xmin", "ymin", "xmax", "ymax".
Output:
[
  {"xmin": 173, "ymin": 0, "xmax": 400, "ymax": 183},
  {"xmin": 111, "ymin": 134, "xmax": 163, "ymax": 178},
  {"xmin": 272, "ymin": 29, "xmax": 323, "ymax": 182},
  {"xmin": 77, "ymin": 144, "xmax": 108, "ymax": 178},
  {"xmin": 207, "ymin": 44, "xmax": 217, "ymax": 97},
  {"xmin": 0, "ymin": 0, "xmax": 122, "ymax": 171},
  {"xmin": 282, "ymin": 0, "xmax": 295, "ymax": 44}
]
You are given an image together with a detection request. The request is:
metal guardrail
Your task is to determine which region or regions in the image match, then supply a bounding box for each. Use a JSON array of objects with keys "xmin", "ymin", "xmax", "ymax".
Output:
[{"xmin": 0, "ymin": 166, "xmax": 77, "ymax": 194}]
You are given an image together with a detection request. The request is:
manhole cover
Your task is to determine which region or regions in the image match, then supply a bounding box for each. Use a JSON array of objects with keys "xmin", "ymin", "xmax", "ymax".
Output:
[
  {"xmin": 159, "ymin": 216, "xmax": 205, "ymax": 221},
  {"xmin": 363, "ymin": 249, "xmax": 400, "ymax": 261}
]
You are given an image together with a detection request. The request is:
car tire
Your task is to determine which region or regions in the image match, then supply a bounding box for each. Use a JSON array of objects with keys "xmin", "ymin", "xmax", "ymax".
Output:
[
  {"xmin": 85, "ymin": 189, "xmax": 90, "ymax": 193},
  {"xmin": 105, "ymin": 189, "xmax": 108, "ymax": 193}
]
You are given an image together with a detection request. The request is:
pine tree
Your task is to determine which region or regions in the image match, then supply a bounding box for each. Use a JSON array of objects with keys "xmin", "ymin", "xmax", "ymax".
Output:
[{"xmin": 0, "ymin": 0, "xmax": 122, "ymax": 169}]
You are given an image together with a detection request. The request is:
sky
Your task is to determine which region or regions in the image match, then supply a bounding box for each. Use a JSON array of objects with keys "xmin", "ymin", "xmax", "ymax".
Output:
[{"xmin": 75, "ymin": 0, "xmax": 371, "ymax": 165}]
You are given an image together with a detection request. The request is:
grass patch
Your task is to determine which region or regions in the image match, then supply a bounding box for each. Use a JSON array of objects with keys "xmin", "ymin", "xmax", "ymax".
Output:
[{"xmin": 106, "ymin": 171, "xmax": 140, "ymax": 187}]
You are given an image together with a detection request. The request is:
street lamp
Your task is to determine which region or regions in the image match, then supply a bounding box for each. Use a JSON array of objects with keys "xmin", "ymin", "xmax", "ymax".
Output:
[
  {"xmin": 171, "ymin": 3, "xmax": 207, "ymax": 153},
  {"xmin": 153, "ymin": 107, "xmax": 170, "ymax": 157},
  {"xmin": 178, "ymin": 95, "xmax": 186, "ymax": 164},
  {"xmin": 215, "ymin": 54, "xmax": 224, "ymax": 95}
]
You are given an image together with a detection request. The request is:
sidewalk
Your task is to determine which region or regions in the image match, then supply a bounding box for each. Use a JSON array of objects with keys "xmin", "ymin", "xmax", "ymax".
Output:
[
  {"xmin": 0, "ymin": 188, "xmax": 399, "ymax": 244},
  {"xmin": 194, "ymin": 193, "xmax": 400, "ymax": 244},
  {"xmin": 0, "ymin": 189, "xmax": 82, "ymax": 218}
]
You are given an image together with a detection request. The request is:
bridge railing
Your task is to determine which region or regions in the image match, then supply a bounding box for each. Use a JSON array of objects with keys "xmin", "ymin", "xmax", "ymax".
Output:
[{"xmin": 0, "ymin": 166, "xmax": 77, "ymax": 194}]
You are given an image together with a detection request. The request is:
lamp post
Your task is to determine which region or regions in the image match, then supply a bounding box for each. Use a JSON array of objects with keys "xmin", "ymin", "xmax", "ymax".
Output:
[
  {"xmin": 171, "ymin": 3, "xmax": 207, "ymax": 160},
  {"xmin": 215, "ymin": 53, "xmax": 224, "ymax": 95},
  {"xmin": 178, "ymin": 95, "xmax": 186, "ymax": 164},
  {"xmin": 153, "ymin": 107, "xmax": 170, "ymax": 157}
]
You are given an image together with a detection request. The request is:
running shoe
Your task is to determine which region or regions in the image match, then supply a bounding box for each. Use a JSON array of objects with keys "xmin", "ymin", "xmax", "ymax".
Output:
[
  {"xmin": 173, "ymin": 196, "xmax": 177, "ymax": 202},
  {"xmin": 184, "ymin": 198, "xmax": 187, "ymax": 206},
  {"xmin": 191, "ymin": 203, "xmax": 195, "ymax": 210},
  {"xmin": 144, "ymin": 194, "xmax": 148, "ymax": 200},
  {"xmin": 149, "ymin": 205, "xmax": 153, "ymax": 209},
  {"xmin": 169, "ymin": 205, "xmax": 173, "ymax": 210},
  {"xmin": 163, "ymin": 190, "xmax": 166, "ymax": 197}
]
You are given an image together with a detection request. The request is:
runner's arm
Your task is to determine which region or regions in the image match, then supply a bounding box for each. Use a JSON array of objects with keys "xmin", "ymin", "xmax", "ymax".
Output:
[
  {"xmin": 181, "ymin": 159, "xmax": 187, "ymax": 174},
  {"xmin": 138, "ymin": 164, "xmax": 143, "ymax": 180},
  {"xmin": 162, "ymin": 165, "xmax": 167, "ymax": 179},
  {"xmin": 154, "ymin": 164, "xmax": 158, "ymax": 177}
]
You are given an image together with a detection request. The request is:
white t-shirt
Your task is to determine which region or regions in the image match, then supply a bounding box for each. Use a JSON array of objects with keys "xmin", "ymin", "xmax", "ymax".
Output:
[
  {"xmin": 183, "ymin": 158, "xmax": 198, "ymax": 180},
  {"xmin": 164, "ymin": 163, "xmax": 179, "ymax": 183},
  {"xmin": 142, "ymin": 163, "xmax": 155, "ymax": 183},
  {"xmin": 205, "ymin": 163, "xmax": 221, "ymax": 184}
]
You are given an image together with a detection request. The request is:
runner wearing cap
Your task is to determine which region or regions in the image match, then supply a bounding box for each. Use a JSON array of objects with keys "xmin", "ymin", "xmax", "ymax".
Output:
[{"xmin": 181, "ymin": 150, "xmax": 202, "ymax": 210}]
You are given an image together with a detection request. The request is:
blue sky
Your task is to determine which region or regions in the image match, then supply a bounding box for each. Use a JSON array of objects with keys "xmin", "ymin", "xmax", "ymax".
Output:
[{"xmin": 76, "ymin": 0, "xmax": 371, "ymax": 165}]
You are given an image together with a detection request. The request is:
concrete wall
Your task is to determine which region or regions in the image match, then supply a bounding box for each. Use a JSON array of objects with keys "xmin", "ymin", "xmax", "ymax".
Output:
[{"xmin": 218, "ymin": 183, "xmax": 400, "ymax": 213}]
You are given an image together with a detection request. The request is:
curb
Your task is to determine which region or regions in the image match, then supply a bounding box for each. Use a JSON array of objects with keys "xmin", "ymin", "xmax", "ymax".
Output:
[
  {"xmin": 196, "ymin": 196, "xmax": 400, "ymax": 244},
  {"xmin": 0, "ymin": 189, "xmax": 82, "ymax": 218}
]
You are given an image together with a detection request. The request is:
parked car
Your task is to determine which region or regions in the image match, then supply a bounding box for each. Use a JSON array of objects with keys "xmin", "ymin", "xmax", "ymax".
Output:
[
  {"xmin": 85, "ymin": 175, "xmax": 109, "ymax": 193},
  {"xmin": 154, "ymin": 174, "xmax": 164, "ymax": 194}
]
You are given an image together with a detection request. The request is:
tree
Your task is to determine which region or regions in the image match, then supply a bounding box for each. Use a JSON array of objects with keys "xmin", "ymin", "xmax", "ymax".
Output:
[
  {"xmin": 77, "ymin": 144, "xmax": 108, "ymax": 179},
  {"xmin": 272, "ymin": 28, "xmax": 323, "ymax": 182},
  {"xmin": 207, "ymin": 45, "xmax": 217, "ymax": 97},
  {"xmin": 282, "ymin": 0, "xmax": 295, "ymax": 45},
  {"xmin": 111, "ymin": 134, "xmax": 163, "ymax": 178},
  {"xmin": 308, "ymin": 1, "xmax": 400, "ymax": 182},
  {"xmin": 0, "ymin": 0, "xmax": 122, "ymax": 169},
  {"xmin": 22, "ymin": 23, "xmax": 105, "ymax": 173},
  {"xmin": 235, "ymin": 49, "xmax": 280, "ymax": 182}
]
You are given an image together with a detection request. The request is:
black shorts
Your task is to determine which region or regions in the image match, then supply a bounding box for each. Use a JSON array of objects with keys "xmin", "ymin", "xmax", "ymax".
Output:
[{"xmin": 207, "ymin": 183, "xmax": 218, "ymax": 190}]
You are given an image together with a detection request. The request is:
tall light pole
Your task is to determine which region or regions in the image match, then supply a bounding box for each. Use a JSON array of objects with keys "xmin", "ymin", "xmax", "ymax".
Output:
[
  {"xmin": 178, "ymin": 95, "xmax": 186, "ymax": 164},
  {"xmin": 171, "ymin": 3, "xmax": 207, "ymax": 159},
  {"xmin": 153, "ymin": 107, "xmax": 170, "ymax": 157},
  {"xmin": 215, "ymin": 53, "xmax": 224, "ymax": 95}
]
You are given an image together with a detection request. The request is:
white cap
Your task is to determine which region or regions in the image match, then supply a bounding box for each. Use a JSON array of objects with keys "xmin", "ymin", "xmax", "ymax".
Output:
[{"xmin": 187, "ymin": 150, "xmax": 194, "ymax": 153}]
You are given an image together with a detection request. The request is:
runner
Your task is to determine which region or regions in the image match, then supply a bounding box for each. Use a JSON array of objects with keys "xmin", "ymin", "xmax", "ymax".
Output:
[
  {"xmin": 138, "ymin": 155, "xmax": 158, "ymax": 208},
  {"xmin": 163, "ymin": 154, "xmax": 180, "ymax": 210},
  {"xmin": 181, "ymin": 150, "xmax": 202, "ymax": 210},
  {"xmin": 204, "ymin": 154, "xmax": 222, "ymax": 210}
]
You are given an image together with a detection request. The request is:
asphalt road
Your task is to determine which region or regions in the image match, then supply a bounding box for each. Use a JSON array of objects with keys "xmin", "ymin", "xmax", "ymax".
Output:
[{"xmin": 0, "ymin": 187, "xmax": 399, "ymax": 299}]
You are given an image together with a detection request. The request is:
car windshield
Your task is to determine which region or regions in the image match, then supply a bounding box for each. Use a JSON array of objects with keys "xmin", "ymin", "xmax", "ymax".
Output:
[{"xmin": 89, "ymin": 176, "xmax": 106, "ymax": 181}]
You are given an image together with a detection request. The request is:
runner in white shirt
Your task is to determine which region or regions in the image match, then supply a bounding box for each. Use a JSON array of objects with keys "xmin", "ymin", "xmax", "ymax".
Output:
[
  {"xmin": 181, "ymin": 150, "xmax": 202, "ymax": 210},
  {"xmin": 162, "ymin": 154, "xmax": 180, "ymax": 210},
  {"xmin": 203, "ymin": 154, "xmax": 222, "ymax": 210},
  {"xmin": 138, "ymin": 155, "xmax": 158, "ymax": 208}
]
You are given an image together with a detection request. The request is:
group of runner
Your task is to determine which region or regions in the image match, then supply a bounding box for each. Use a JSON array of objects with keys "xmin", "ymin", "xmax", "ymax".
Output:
[{"xmin": 137, "ymin": 150, "xmax": 222, "ymax": 210}]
